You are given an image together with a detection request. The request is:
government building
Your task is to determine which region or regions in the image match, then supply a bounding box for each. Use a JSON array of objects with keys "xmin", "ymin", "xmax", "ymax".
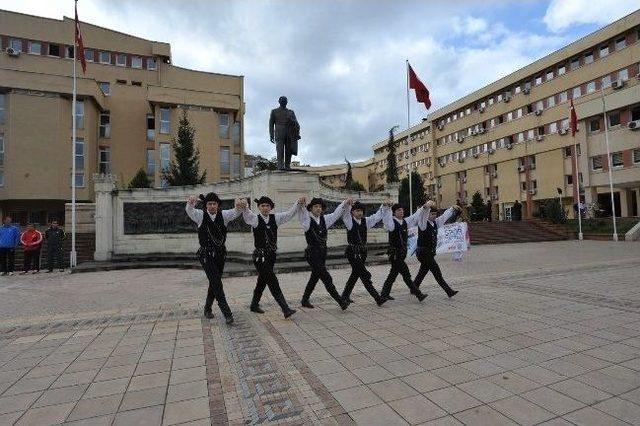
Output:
[
  {"xmin": 369, "ymin": 10, "xmax": 639, "ymax": 220},
  {"xmin": 0, "ymin": 10, "xmax": 244, "ymax": 225}
]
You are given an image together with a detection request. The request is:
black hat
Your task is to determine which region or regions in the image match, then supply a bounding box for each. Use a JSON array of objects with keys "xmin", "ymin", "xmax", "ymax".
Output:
[
  {"xmin": 199, "ymin": 192, "xmax": 221, "ymax": 207},
  {"xmin": 307, "ymin": 197, "xmax": 325, "ymax": 211},
  {"xmin": 254, "ymin": 196, "xmax": 275, "ymax": 208},
  {"xmin": 351, "ymin": 201, "xmax": 365, "ymax": 212},
  {"xmin": 391, "ymin": 203, "xmax": 404, "ymax": 213}
]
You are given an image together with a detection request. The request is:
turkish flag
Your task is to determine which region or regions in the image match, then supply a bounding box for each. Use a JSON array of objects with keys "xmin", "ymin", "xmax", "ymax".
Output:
[
  {"xmin": 75, "ymin": 3, "xmax": 87, "ymax": 73},
  {"xmin": 570, "ymin": 99, "xmax": 578, "ymax": 137},
  {"xmin": 408, "ymin": 63, "xmax": 431, "ymax": 110}
]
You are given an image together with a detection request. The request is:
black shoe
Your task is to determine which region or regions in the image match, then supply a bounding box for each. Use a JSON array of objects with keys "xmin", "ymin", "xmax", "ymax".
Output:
[
  {"xmin": 385, "ymin": 295, "xmax": 395, "ymax": 301},
  {"xmin": 301, "ymin": 300, "xmax": 314, "ymax": 309},
  {"xmin": 46, "ymin": 270, "xmax": 53, "ymax": 273},
  {"xmin": 347, "ymin": 298, "xmax": 354, "ymax": 304},
  {"xmin": 376, "ymin": 296, "xmax": 388, "ymax": 306},
  {"xmin": 416, "ymin": 293, "xmax": 428, "ymax": 302},
  {"xmin": 203, "ymin": 309, "xmax": 214, "ymax": 319},
  {"xmin": 225, "ymin": 315, "xmax": 234, "ymax": 325},
  {"xmin": 283, "ymin": 308, "xmax": 297, "ymax": 319},
  {"xmin": 448, "ymin": 290, "xmax": 459, "ymax": 298},
  {"xmin": 250, "ymin": 305, "xmax": 265, "ymax": 314}
]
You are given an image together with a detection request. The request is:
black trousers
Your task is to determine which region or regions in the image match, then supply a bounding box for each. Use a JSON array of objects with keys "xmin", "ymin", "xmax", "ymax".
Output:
[
  {"xmin": 380, "ymin": 248, "xmax": 422, "ymax": 298},
  {"xmin": 197, "ymin": 248, "xmax": 232, "ymax": 318},
  {"xmin": 47, "ymin": 247, "xmax": 64, "ymax": 271},
  {"xmin": 302, "ymin": 247, "xmax": 344, "ymax": 305},
  {"xmin": 341, "ymin": 247, "xmax": 381, "ymax": 303},
  {"xmin": 0, "ymin": 248, "xmax": 15, "ymax": 273},
  {"xmin": 413, "ymin": 249, "xmax": 455, "ymax": 296},
  {"xmin": 251, "ymin": 250, "xmax": 290, "ymax": 312},
  {"xmin": 23, "ymin": 249, "xmax": 41, "ymax": 272},
  {"xmin": 276, "ymin": 140, "xmax": 292, "ymax": 170}
]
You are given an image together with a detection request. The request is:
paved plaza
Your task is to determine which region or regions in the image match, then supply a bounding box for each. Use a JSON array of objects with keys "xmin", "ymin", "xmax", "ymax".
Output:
[{"xmin": 0, "ymin": 240, "xmax": 640, "ymax": 425}]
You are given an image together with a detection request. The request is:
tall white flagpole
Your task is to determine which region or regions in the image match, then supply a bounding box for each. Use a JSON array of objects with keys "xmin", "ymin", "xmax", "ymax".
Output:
[
  {"xmin": 600, "ymin": 87, "xmax": 618, "ymax": 241},
  {"xmin": 71, "ymin": 0, "xmax": 78, "ymax": 268},
  {"xmin": 572, "ymin": 138, "xmax": 583, "ymax": 240},
  {"xmin": 406, "ymin": 60, "xmax": 413, "ymax": 213}
]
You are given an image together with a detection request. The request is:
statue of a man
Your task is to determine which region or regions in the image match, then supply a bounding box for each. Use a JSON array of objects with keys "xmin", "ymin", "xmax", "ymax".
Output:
[{"xmin": 269, "ymin": 96, "xmax": 300, "ymax": 170}]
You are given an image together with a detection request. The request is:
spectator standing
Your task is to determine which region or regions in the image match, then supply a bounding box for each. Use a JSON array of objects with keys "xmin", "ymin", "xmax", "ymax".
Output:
[
  {"xmin": 0, "ymin": 216, "xmax": 21, "ymax": 276},
  {"xmin": 20, "ymin": 224, "xmax": 43, "ymax": 274},
  {"xmin": 45, "ymin": 220, "xmax": 66, "ymax": 272}
]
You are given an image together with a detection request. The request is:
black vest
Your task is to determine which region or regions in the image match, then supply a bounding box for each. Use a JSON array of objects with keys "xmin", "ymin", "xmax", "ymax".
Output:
[
  {"xmin": 253, "ymin": 214, "xmax": 278, "ymax": 251},
  {"xmin": 305, "ymin": 215, "xmax": 327, "ymax": 248},
  {"xmin": 417, "ymin": 221, "xmax": 438, "ymax": 254},
  {"xmin": 347, "ymin": 218, "xmax": 368, "ymax": 245},
  {"xmin": 388, "ymin": 219, "xmax": 408, "ymax": 250},
  {"xmin": 197, "ymin": 210, "xmax": 227, "ymax": 250}
]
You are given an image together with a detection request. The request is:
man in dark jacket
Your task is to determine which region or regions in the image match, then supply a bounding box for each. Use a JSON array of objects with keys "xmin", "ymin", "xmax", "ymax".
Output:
[
  {"xmin": 0, "ymin": 216, "xmax": 20, "ymax": 276},
  {"xmin": 269, "ymin": 96, "xmax": 300, "ymax": 170},
  {"xmin": 45, "ymin": 220, "xmax": 66, "ymax": 272}
]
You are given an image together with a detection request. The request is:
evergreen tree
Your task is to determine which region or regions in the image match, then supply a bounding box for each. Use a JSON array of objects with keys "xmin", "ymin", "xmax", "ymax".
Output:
[
  {"xmin": 385, "ymin": 126, "xmax": 399, "ymax": 184},
  {"xmin": 344, "ymin": 158, "xmax": 353, "ymax": 188},
  {"xmin": 128, "ymin": 168, "xmax": 152, "ymax": 189},
  {"xmin": 399, "ymin": 171, "xmax": 426, "ymax": 212},
  {"xmin": 162, "ymin": 109, "xmax": 206, "ymax": 186},
  {"xmin": 254, "ymin": 157, "xmax": 278, "ymax": 172},
  {"xmin": 470, "ymin": 191, "xmax": 486, "ymax": 221},
  {"xmin": 347, "ymin": 180, "xmax": 366, "ymax": 191}
]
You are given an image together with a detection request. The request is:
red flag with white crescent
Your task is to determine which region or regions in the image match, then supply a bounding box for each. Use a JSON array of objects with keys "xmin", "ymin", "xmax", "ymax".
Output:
[
  {"xmin": 75, "ymin": 2, "xmax": 87, "ymax": 73},
  {"xmin": 570, "ymin": 99, "xmax": 578, "ymax": 137}
]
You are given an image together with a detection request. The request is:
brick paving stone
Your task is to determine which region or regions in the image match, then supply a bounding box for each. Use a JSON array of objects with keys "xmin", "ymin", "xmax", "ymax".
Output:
[
  {"xmin": 368, "ymin": 379, "xmax": 418, "ymax": 402},
  {"xmin": 425, "ymin": 386, "xmax": 483, "ymax": 414},
  {"xmin": 166, "ymin": 379, "xmax": 208, "ymax": 403},
  {"xmin": 389, "ymin": 394, "xmax": 447, "ymax": 424},
  {"xmin": 82, "ymin": 378, "xmax": 130, "ymax": 399},
  {"xmin": 0, "ymin": 392, "xmax": 41, "ymax": 415},
  {"xmin": 119, "ymin": 387, "xmax": 166, "ymax": 411},
  {"xmin": 66, "ymin": 393, "xmax": 123, "ymax": 422},
  {"xmin": 402, "ymin": 372, "xmax": 450, "ymax": 394},
  {"xmin": 489, "ymin": 395, "xmax": 555, "ymax": 426},
  {"xmin": 163, "ymin": 396, "xmax": 210, "ymax": 425},
  {"xmin": 14, "ymin": 402, "xmax": 75, "ymax": 426},
  {"xmin": 349, "ymin": 403, "xmax": 408, "ymax": 426},
  {"xmin": 562, "ymin": 406, "xmax": 629, "ymax": 426},
  {"xmin": 127, "ymin": 371, "xmax": 169, "ymax": 392},
  {"xmin": 113, "ymin": 405, "xmax": 163, "ymax": 426},
  {"xmin": 32, "ymin": 384, "xmax": 88, "ymax": 408},
  {"xmin": 332, "ymin": 385, "xmax": 382, "ymax": 412},
  {"xmin": 456, "ymin": 378, "xmax": 514, "ymax": 403},
  {"xmin": 593, "ymin": 397, "xmax": 640, "ymax": 424}
]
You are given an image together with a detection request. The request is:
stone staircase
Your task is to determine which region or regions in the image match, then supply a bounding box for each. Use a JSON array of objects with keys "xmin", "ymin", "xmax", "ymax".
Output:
[{"xmin": 468, "ymin": 220, "xmax": 570, "ymax": 245}]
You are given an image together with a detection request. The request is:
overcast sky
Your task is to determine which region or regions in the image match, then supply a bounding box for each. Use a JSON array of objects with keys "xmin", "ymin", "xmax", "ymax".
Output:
[{"xmin": 3, "ymin": 0, "xmax": 639, "ymax": 165}]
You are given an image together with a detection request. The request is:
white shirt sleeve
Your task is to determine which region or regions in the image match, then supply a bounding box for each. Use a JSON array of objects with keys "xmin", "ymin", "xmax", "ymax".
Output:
[
  {"xmin": 382, "ymin": 207, "xmax": 395, "ymax": 232},
  {"xmin": 436, "ymin": 207, "xmax": 456, "ymax": 227},
  {"xmin": 186, "ymin": 203, "xmax": 204, "ymax": 228},
  {"xmin": 298, "ymin": 207, "xmax": 311, "ymax": 232},
  {"xmin": 418, "ymin": 207, "xmax": 431, "ymax": 230},
  {"xmin": 342, "ymin": 205, "xmax": 354, "ymax": 230},
  {"xmin": 274, "ymin": 202, "xmax": 300, "ymax": 226},
  {"xmin": 324, "ymin": 200, "xmax": 347, "ymax": 228},
  {"xmin": 242, "ymin": 207, "xmax": 259, "ymax": 228},
  {"xmin": 221, "ymin": 208, "xmax": 242, "ymax": 227},
  {"xmin": 365, "ymin": 205, "xmax": 386, "ymax": 229},
  {"xmin": 405, "ymin": 206, "xmax": 425, "ymax": 228}
]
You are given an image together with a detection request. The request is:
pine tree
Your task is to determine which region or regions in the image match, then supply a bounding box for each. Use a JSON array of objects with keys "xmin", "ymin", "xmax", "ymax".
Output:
[
  {"xmin": 470, "ymin": 191, "xmax": 486, "ymax": 221},
  {"xmin": 399, "ymin": 171, "xmax": 426, "ymax": 212},
  {"xmin": 254, "ymin": 157, "xmax": 278, "ymax": 172},
  {"xmin": 385, "ymin": 126, "xmax": 399, "ymax": 184},
  {"xmin": 347, "ymin": 180, "xmax": 366, "ymax": 191},
  {"xmin": 162, "ymin": 109, "xmax": 206, "ymax": 186},
  {"xmin": 344, "ymin": 158, "xmax": 353, "ymax": 188},
  {"xmin": 128, "ymin": 168, "xmax": 152, "ymax": 189}
]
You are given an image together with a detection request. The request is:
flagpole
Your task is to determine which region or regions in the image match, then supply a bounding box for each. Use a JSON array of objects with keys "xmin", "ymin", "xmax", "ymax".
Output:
[
  {"xmin": 406, "ymin": 60, "xmax": 413, "ymax": 213},
  {"xmin": 572, "ymin": 138, "xmax": 583, "ymax": 240},
  {"xmin": 71, "ymin": 0, "xmax": 78, "ymax": 268},
  {"xmin": 600, "ymin": 87, "xmax": 618, "ymax": 241}
]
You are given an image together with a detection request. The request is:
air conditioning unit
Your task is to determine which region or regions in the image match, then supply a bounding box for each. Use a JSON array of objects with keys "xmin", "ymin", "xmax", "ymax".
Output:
[
  {"xmin": 438, "ymin": 161, "xmax": 445, "ymax": 167},
  {"xmin": 535, "ymin": 109, "xmax": 543, "ymax": 116},
  {"xmin": 5, "ymin": 47, "xmax": 20, "ymax": 57},
  {"xmin": 462, "ymin": 177, "xmax": 467, "ymax": 183},
  {"xmin": 636, "ymin": 73, "xmax": 640, "ymax": 81},
  {"xmin": 491, "ymin": 171, "xmax": 498, "ymax": 178},
  {"xmin": 488, "ymin": 149, "xmax": 495, "ymax": 155},
  {"xmin": 472, "ymin": 153, "xmax": 479, "ymax": 159},
  {"xmin": 536, "ymin": 135, "xmax": 544, "ymax": 142},
  {"xmin": 479, "ymin": 106, "xmax": 485, "ymax": 113},
  {"xmin": 458, "ymin": 157, "xmax": 465, "ymax": 164},
  {"xmin": 530, "ymin": 163, "xmax": 536, "ymax": 170},
  {"xmin": 612, "ymin": 80, "xmax": 625, "ymax": 90},
  {"xmin": 628, "ymin": 120, "xmax": 640, "ymax": 130},
  {"xmin": 437, "ymin": 124, "xmax": 444, "ymax": 131},
  {"xmin": 559, "ymin": 128, "xmax": 568, "ymax": 135},
  {"xmin": 506, "ymin": 144, "xmax": 513, "ymax": 150},
  {"xmin": 458, "ymin": 138, "xmax": 464, "ymax": 144},
  {"xmin": 478, "ymin": 128, "xmax": 485, "ymax": 134},
  {"xmin": 491, "ymin": 194, "xmax": 498, "ymax": 200},
  {"xmin": 518, "ymin": 165, "xmax": 525, "ymax": 172},
  {"xmin": 420, "ymin": 132, "xmax": 425, "ymax": 139},
  {"xmin": 523, "ymin": 87, "xmax": 531, "ymax": 95},
  {"xmin": 504, "ymin": 94, "xmax": 511, "ymax": 103},
  {"xmin": 528, "ymin": 189, "xmax": 537, "ymax": 195},
  {"xmin": 470, "ymin": 130, "xmax": 477, "ymax": 136}
]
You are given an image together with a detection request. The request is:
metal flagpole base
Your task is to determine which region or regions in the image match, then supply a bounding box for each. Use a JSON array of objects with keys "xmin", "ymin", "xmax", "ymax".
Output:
[
  {"xmin": 578, "ymin": 232, "xmax": 583, "ymax": 240},
  {"xmin": 70, "ymin": 250, "xmax": 77, "ymax": 268},
  {"xmin": 612, "ymin": 234, "xmax": 619, "ymax": 242}
]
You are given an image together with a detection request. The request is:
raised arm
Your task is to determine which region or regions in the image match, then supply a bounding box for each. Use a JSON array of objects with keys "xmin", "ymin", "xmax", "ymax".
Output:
[
  {"xmin": 405, "ymin": 206, "xmax": 426, "ymax": 228},
  {"xmin": 222, "ymin": 207, "xmax": 242, "ymax": 227},
  {"xmin": 298, "ymin": 205, "xmax": 311, "ymax": 231},
  {"xmin": 274, "ymin": 201, "xmax": 301, "ymax": 226},
  {"xmin": 342, "ymin": 204, "xmax": 353, "ymax": 230},
  {"xmin": 365, "ymin": 205, "xmax": 387, "ymax": 229},
  {"xmin": 241, "ymin": 205, "xmax": 259, "ymax": 228},
  {"xmin": 436, "ymin": 207, "xmax": 457, "ymax": 227},
  {"xmin": 325, "ymin": 200, "xmax": 349, "ymax": 228},
  {"xmin": 185, "ymin": 198, "xmax": 204, "ymax": 227},
  {"xmin": 382, "ymin": 206, "xmax": 396, "ymax": 232}
]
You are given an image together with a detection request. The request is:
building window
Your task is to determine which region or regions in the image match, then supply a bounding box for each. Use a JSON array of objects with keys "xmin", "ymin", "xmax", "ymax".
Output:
[
  {"xmin": 146, "ymin": 149, "xmax": 156, "ymax": 177},
  {"xmin": 74, "ymin": 100, "xmax": 84, "ymax": 129},
  {"xmin": 74, "ymin": 138, "xmax": 85, "ymax": 187},
  {"xmin": 514, "ymin": 85, "xmax": 521, "ymax": 94},
  {"xmin": 160, "ymin": 108, "xmax": 171, "ymax": 134},
  {"xmin": 547, "ymin": 96, "xmax": 555, "ymax": 108},
  {"xmin": 147, "ymin": 114, "xmax": 155, "ymax": 140},
  {"xmin": 507, "ymin": 112, "xmax": 513, "ymax": 121},
  {"xmin": 602, "ymin": 75, "xmax": 612, "ymax": 88},
  {"xmin": 488, "ymin": 98, "xmax": 494, "ymax": 106},
  {"xmin": 586, "ymin": 81, "xmax": 596, "ymax": 94},
  {"xmin": 611, "ymin": 152, "xmax": 623, "ymax": 167},
  {"xmin": 28, "ymin": 41, "xmax": 41, "ymax": 55},
  {"xmin": 232, "ymin": 154, "xmax": 241, "ymax": 178},
  {"xmin": 564, "ymin": 146, "xmax": 572, "ymax": 157},
  {"xmin": 218, "ymin": 113, "xmax": 230, "ymax": 139},
  {"xmin": 517, "ymin": 132, "xmax": 524, "ymax": 142},
  {"xmin": 536, "ymin": 100, "xmax": 544, "ymax": 111},
  {"xmin": 48, "ymin": 44, "xmax": 60, "ymax": 57},
  {"xmin": 99, "ymin": 51, "xmax": 111, "ymax": 64},
  {"xmin": 220, "ymin": 147, "xmax": 230, "ymax": 175},
  {"xmin": 546, "ymin": 70, "xmax": 554, "ymax": 81},
  {"xmin": 592, "ymin": 156, "xmax": 603, "ymax": 170},
  {"xmin": 608, "ymin": 111, "xmax": 620, "ymax": 127},
  {"xmin": 573, "ymin": 86, "xmax": 582, "ymax": 99},
  {"xmin": 160, "ymin": 142, "xmax": 170, "ymax": 174},
  {"xmin": 584, "ymin": 52, "xmax": 594, "ymax": 64},
  {"xmin": 147, "ymin": 58, "xmax": 157, "ymax": 70},
  {"xmin": 116, "ymin": 53, "xmax": 126, "ymax": 66},
  {"xmin": 66, "ymin": 46, "xmax": 75, "ymax": 59},
  {"xmin": 99, "ymin": 82, "xmax": 110, "ymax": 96},
  {"xmin": 632, "ymin": 106, "xmax": 640, "ymax": 121},
  {"xmin": 232, "ymin": 122, "xmax": 241, "ymax": 146},
  {"xmin": 600, "ymin": 45, "xmax": 609, "ymax": 57},
  {"xmin": 589, "ymin": 119, "xmax": 600, "ymax": 132},
  {"xmin": 633, "ymin": 148, "xmax": 640, "ymax": 164},
  {"xmin": 99, "ymin": 147, "xmax": 110, "ymax": 174},
  {"xmin": 618, "ymin": 69, "xmax": 629, "ymax": 82},
  {"xmin": 516, "ymin": 108, "xmax": 523, "ymax": 118},
  {"xmin": 131, "ymin": 56, "xmax": 142, "ymax": 68},
  {"xmin": 84, "ymin": 49, "xmax": 94, "ymax": 62},
  {"xmin": 535, "ymin": 76, "xmax": 543, "ymax": 85},
  {"xmin": 0, "ymin": 134, "xmax": 4, "ymax": 187},
  {"xmin": 561, "ymin": 118, "xmax": 570, "ymax": 130},
  {"xmin": 9, "ymin": 38, "xmax": 23, "ymax": 52},
  {"xmin": 570, "ymin": 57, "xmax": 580, "ymax": 70},
  {"xmin": 538, "ymin": 126, "xmax": 545, "ymax": 135},
  {"xmin": 550, "ymin": 122, "xmax": 558, "ymax": 133},
  {"xmin": 527, "ymin": 129, "xmax": 535, "ymax": 140},
  {"xmin": 99, "ymin": 113, "xmax": 110, "ymax": 138},
  {"xmin": 615, "ymin": 37, "xmax": 626, "ymax": 50},
  {"xmin": 559, "ymin": 91, "xmax": 568, "ymax": 103},
  {"xmin": 0, "ymin": 94, "xmax": 4, "ymax": 123}
]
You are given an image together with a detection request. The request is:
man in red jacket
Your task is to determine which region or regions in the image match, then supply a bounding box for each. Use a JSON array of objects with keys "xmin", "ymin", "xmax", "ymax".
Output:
[{"xmin": 20, "ymin": 224, "xmax": 43, "ymax": 274}]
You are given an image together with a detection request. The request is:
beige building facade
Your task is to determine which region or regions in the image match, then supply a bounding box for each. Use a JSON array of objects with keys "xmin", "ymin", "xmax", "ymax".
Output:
[
  {"xmin": 371, "ymin": 10, "xmax": 640, "ymax": 220},
  {"xmin": 0, "ymin": 10, "xmax": 244, "ymax": 225}
]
